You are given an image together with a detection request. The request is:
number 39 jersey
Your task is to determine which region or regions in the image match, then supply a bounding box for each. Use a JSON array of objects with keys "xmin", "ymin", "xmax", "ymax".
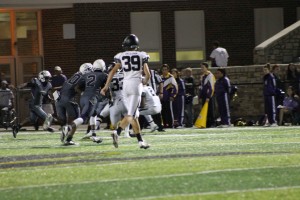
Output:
[{"xmin": 114, "ymin": 51, "xmax": 150, "ymax": 80}]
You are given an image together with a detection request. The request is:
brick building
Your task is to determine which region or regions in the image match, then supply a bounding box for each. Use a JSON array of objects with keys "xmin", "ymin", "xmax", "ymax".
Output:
[
  {"xmin": 1, "ymin": 0, "xmax": 300, "ymax": 120},
  {"xmin": 39, "ymin": 0, "xmax": 300, "ymax": 77}
]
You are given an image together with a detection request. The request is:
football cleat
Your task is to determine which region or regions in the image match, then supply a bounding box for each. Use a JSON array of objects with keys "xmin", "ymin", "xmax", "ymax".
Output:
[
  {"xmin": 46, "ymin": 127, "xmax": 55, "ymax": 133},
  {"xmin": 270, "ymin": 123, "xmax": 278, "ymax": 127},
  {"xmin": 150, "ymin": 124, "xmax": 159, "ymax": 132},
  {"xmin": 12, "ymin": 125, "xmax": 19, "ymax": 138},
  {"xmin": 43, "ymin": 114, "xmax": 53, "ymax": 130},
  {"xmin": 61, "ymin": 125, "xmax": 70, "ymax": 143},
  {"xmin": 157, "ymin": 127, "xmax": 166, "ymax": 132},
  {"xmin": 111, "ymin": 131, "xmax": 119, "ymax": 148},
  {"xmin": 139, "ymin": 141, "xmax": 150, "ymax": 149},
  {"xmin": 63, "ymin": 140, "xmax": 76, "ymax": 146},
  {"xmin": 91, "ymin": 136, "xmax": 103, "ymax": 144},
  {"xmin": 81, "ymin": 132, "xmax": 95, "ymax": 140}
]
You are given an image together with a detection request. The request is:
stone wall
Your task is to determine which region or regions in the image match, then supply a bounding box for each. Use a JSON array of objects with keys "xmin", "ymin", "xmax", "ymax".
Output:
[{"xmin": 254, "ymin": 21, "xmax": 300, "ymax": 64}]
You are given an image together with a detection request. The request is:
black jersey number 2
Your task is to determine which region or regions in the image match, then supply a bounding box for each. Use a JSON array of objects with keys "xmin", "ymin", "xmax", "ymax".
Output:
[{"xmin": 122, "ymin": 55, "xmax": 141, "ymax": 72}]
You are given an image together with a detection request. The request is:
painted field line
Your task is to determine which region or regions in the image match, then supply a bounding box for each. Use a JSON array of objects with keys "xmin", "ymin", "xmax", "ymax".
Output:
[
  {"xmin": 0, "ymin": 162, "xmax": 128, "ymax": 174},
  {"xmin": 136, "ymin": 185, "xmax": 300, "ymax": 200},
  {"xmin": 1, "ymin": 165, "xmax": 300, "ymax": 191}
]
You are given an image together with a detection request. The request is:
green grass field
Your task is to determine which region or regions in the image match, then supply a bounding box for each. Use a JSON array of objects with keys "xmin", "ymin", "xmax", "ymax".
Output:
[{"xmin": 0, "ymin": 126, "xmax": 300, "ymax": 200}]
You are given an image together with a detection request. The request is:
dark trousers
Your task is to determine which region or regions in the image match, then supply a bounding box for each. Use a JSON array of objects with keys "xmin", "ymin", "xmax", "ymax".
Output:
[
  {"xmin": 152, "ymin": 113, "xmax": 164, "ymax": 130},
  {"xmin": 172, "ymin": 95, "xmax": 185, "ymax": 126},
  {"xmin": 161, "ymin": 100, "xmax": 174, "ymax": 128},
  {"xmin": 216, "ymin": 93, "xmax": 231, "ymax": 125},
  {"xmin": 264, "ymin": 95, "xmax": 277, "ymax": 124}
]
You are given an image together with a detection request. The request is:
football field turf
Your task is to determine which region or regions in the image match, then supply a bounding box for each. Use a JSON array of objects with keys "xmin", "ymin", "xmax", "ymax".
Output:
[{"xmin": 0, "ymin": 126, "xmax": 300, "ymax": 200}]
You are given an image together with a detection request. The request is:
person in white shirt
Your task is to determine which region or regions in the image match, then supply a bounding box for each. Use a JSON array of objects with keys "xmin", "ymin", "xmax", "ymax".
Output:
[
  {"xmin": 101, "ymin": 34, "xmax": 151, "ymax": 149},
  {"xmin": 210, "ymin": 41, "xmax": 229, "ymax": 67}
]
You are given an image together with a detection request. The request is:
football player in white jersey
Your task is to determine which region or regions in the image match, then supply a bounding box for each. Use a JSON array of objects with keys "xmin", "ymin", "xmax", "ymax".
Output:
[
  {"xmin": 101, "ymin": 34, "xmax": 150, "ymax": 149},
  {"xmin": 139, "ymin": 85, "xmax": 161, "ymax": 132},
  {"xmin": 109, "ymin": 68, "xmax": 128, "ymax": 129}
]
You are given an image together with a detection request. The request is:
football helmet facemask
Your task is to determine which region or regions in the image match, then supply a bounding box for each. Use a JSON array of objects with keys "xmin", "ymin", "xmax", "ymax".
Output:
[
  {"xmin": 79, "ymin": 63, "xmax": 93, "ymax": 74},
  {"xmin": 105, "ymin": 62, "xmax": 116, "ymax": 73},
  {"xmin": 122, "ymin": 34, "xmax": 139, "ymax": 51},
  {"xmin": 38, "ymin": 70, "xmax": 52, "ymax": 82}
]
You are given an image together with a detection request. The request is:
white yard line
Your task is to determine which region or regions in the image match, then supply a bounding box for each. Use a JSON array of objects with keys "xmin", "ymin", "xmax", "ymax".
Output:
[
  {"xmin": 136, "ymin": 185, "xmax": 300, "ymax": 200},
  {"xmin": 0, "ymin": 162, "xmax": 129, "ymax": 174},
  {"xmin": 0, "ymin": 164, "xmax": 299, "ymax": 191}
]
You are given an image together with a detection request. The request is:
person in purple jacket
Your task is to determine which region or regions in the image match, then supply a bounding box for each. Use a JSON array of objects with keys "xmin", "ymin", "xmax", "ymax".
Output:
[
  {"xmin": 160, "ymin": 64, "xmax": 178, "ymax": 128},
  {"xmin": 215, "ymin": 68, "xmax": 231, "ymax": 128},
  {"xmin": 278, "ymin": 86, "xmax": 299, "ymax": 125},
  {"xmin": 171, "ymin": 68, "xmax": 185, "ymax": 128},
  {"xmin": 263, "ymin": 63, "xmax": 278, "ymax": 126}
]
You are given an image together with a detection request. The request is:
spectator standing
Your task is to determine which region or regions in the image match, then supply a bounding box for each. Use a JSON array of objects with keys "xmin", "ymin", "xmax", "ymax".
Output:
[
  {"xmin": 215, "ymin": 68, "xmax": 231, "ymax": 127},
  {"xmin": 286, "ymin": 63, "xmax": 300, "ymax": 94},
  {"xmin": 171, "ymin": 68, "xmax": 185, "ymax": 128},
  {"xmin": 263, "ymin": 64, "xmax": 278, "ymax": 127},
  {"xmin": 183, "ymin": 68, "xmax": 195, "ymax": 128},
  {"xmin": 210, "ymin": 41, "xmax": 229, "ymax": 67},
  {"xmin": 272, "ymin": 64, "xmax": 284, "ymax": 103},
  {"xmin": 272, "ymin": 64, "xmax": 285, "ymax": 122},
  {"xmin": 160, "ymin": 64, "xmax": 178, "ymax": 128},
  {"xmin": 199, "ymin": 62, "xmax": 216, "ymax": 128}
]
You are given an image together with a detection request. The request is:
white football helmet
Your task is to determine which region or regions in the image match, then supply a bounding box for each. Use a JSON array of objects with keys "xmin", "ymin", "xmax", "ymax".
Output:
[
  {"xmin": 93, "ymin": 59, "xmax": 106, "ymax": 71},
  {"xmin": 38, "ymin": 70, "xmax": 52, "ymax": 82},
  {"xmin": 79, "ymin": 63, "xmax": 93, "ymax": 74}
]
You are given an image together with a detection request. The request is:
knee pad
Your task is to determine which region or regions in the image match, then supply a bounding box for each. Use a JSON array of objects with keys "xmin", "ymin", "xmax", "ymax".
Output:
[{"xmin": 73, "ymin": 118, "xmax": 84, "ymax": 127}]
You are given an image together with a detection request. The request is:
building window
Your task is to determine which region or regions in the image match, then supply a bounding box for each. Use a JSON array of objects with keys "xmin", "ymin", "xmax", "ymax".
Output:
[
  {"xmin": 131, "ymin": 12, "xmax": 161, "ymax": 64},
  {"xmin": 175, "ymin": 10, "xmax": 205, "ymax": 64},
  {"xmin": 0, "ymin": 12, "xmax": 11, "ymax": 56},
  {"xmin": 16, "ymin": 12, "xmax": 39, "ymax": 56},
  {"xmin": 254, "ymin": 8, "xmax": 284, "ymax": 45}
]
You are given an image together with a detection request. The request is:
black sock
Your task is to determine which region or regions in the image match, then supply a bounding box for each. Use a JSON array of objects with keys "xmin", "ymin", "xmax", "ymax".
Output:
[
  {"xmin": 66, "ymin": 136, "xmax": 73, "ymax": 142},
  {"xmin": 117, "ymin": 127, "xmax": 123, "ymax": 136},
  {"xmin": 86, "ymin": 125, "xmax": 91, "ymax": 134},
  {"xmin": 97, "ymin": 115, "xmax": 104, "ymax": 123},
  {"xmin": 136, "ymin": 133, "xmax": 143, "ymax": 142}
]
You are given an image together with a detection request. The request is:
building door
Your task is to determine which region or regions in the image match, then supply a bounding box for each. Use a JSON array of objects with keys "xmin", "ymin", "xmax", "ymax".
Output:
[{"xmin": 0, "ymin": 11, "xmax": 43, "ymax": 121}]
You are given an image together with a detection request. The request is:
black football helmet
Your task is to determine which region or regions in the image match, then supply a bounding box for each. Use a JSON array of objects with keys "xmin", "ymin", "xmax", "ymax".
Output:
[{"xmin": 122, "ymin": 34, "xmax": 139, "ymax": 50}]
